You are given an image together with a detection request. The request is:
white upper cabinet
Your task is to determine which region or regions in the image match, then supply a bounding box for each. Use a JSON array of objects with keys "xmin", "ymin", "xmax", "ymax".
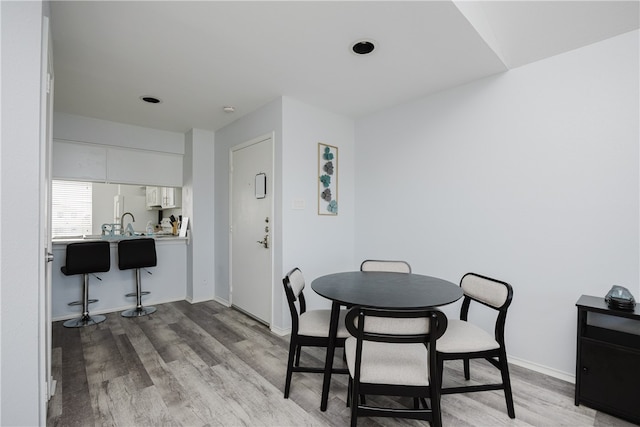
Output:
[
  {"xmin": 146, "ymin": 186, "xmax": 162, "ymax": 208},
  {"xmin": 52, "ymin": 140, "xmax": 107, "ymax": 181},
  {"xmin": 146, "ymin": 186, "xmax": 181, "ymax": 209},
  {"xmin": 161, "ymin": 187, "xmax": 182, "ymax": 209},
  {"xmin": 107, "ymin": 147, "xmax": 182, "ymax": 187},
  {"xmin": 52, "ymin": 140, "xmax": 183, "ymax": 187}
]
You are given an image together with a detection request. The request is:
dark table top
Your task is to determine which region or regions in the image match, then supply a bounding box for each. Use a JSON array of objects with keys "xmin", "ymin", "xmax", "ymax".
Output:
[{"xmin": 311, "ymin": 271, "xmax": 463, "ymax": 309}]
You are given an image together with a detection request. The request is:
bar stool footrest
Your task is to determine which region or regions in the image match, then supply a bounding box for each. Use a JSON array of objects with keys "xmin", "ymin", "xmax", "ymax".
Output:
[
  {"xmin": 125, "ymin": 291, "xmax": 150, "ymax": 298},
  {"xmin": 68, "ymin": 298, "xmax": 98, "ymax": 306}
]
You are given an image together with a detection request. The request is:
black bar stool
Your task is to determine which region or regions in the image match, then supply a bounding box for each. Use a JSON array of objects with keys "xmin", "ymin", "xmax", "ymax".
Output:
[
  {"xmin": 61, "ymin": 241, "xmax": 111, "ymax": 328},
  {"xmin": 118, "ymin": 238, "xmax": 157, "ymax": 317}
]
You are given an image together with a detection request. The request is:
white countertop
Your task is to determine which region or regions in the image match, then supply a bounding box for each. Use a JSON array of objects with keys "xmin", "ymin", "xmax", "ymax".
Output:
[{"xmin": 52, "ymin": 234, "xmax": 189, "ymax": 245}]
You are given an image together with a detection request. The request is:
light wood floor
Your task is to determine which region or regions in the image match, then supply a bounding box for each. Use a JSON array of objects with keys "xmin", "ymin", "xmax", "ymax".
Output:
[{"xmin": 47, "ymin": 300, "xmax": 636, "ymax": 426}]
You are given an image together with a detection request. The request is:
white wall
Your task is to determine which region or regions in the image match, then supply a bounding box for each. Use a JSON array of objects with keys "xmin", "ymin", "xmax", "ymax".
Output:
[
  {"xmin": 280, "ymin": 97, "xmax": 356, "ymax": 317},
  {"xmin": 184, "ymin": 131, "xmax": 195, "ymax": 299},
  {"xmin": 214, "ymin": 98, "xmax": 283, "ymax": 308},
  {"xmin": 0, "ymin": 1, "xmax": 45, "ymax": 424},
  {"xmin": 184, "ymin": 128, "xmax": 215, "ymax": 303},
  {"xmin": 214, "ymin": 97, "xmax": 356, "ymax": 332},
  {"xmin": 354, "ymin": 30, "xmax": 639, "ymax": 379},
  {"xmin": 53, "ymin": 112, "xmax": 185, "ymax": 154}
]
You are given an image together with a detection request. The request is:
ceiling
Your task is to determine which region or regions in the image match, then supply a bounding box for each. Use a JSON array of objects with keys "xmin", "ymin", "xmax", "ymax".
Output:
[{"xmin": 50, "ymin": 1, "xmax": 639, "ymax": 134}]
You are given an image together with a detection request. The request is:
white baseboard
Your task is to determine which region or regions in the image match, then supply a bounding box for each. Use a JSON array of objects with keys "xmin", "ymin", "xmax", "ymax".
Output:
[
  {"xmin": 185, "ymin": 295, "xmax": 217, "ymax": 304},
  {"xmin": 212, "ymin": 296, "xmax": 231, "ymax": 307},
  {"xmin": 509, "ymin": 355, "xmax": 575, "ymax": 384},
  {"xmin": 270, "ymin": 325, "xmax": 290, "ymax": 336}
]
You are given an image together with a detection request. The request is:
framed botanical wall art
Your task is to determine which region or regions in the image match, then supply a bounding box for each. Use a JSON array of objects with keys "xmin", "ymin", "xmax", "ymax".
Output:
[{"xmin": 318, "ymin": 143, "xmax": 338, "ymax": 215}]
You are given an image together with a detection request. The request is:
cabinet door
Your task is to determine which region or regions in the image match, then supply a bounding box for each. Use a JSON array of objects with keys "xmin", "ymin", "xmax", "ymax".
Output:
[
  {"xmin": 580, "ymin": 339, "xmax": 640, "ymax": 421},
  {"xmin": 107, "ymin": 147, "xmax": 183, "ymax": 186},
  {"xmin": 146, "ymin": 187, "xmax": 161, "ymax": 208},
  {"xmin": 162, "ymin": 187, "xmax": 173, "ymax": 207},
  {"xmin": 161, "ymin": 187, "xmax": 181, "ymax": 208},
  {"xmin": 52, "ymin": 140, "xmax": 107, "ymax": 181}
]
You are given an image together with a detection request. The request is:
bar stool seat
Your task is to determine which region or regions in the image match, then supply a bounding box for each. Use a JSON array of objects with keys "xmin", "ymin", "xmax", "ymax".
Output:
[
  {"xmin": 61, "ymin": 241, "xmax": 111, "ymax": 328},
  {"xmin": 118, "ymin": 238, "xmax": 157, "ymax": 317}
]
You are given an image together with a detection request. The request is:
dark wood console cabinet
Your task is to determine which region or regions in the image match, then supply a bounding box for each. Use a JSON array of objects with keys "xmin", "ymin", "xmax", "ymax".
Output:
[{"xmin": 575, "ymin": 295, "xmax": 640, "ymax": 424}]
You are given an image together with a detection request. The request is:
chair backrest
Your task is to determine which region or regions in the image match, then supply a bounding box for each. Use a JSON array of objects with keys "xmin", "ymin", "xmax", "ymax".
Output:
[
  {"xmin": 118, "ymin": 238, "xmax": 157, "ymax": 270},
  {"xmin": 283, "ymin": 268, "xmax": 307, "ymax": 331},
  {"xmin": 345, "ymin": 306, "xmax": 448, "ymax": 344},
  {"xmin": 459, "ymin": 272, "xmax": 513, "ymax": 343},
  {"xmin": 61, "ymin": 241, "xmax": 111, "ymax": 275},
  {"xmin": 460, "ymin": 272, "xmax": 512, "ymax": 310},
  {"xmin": 360, "ymin": 259, "xmax": 411, "ymax": 273}
]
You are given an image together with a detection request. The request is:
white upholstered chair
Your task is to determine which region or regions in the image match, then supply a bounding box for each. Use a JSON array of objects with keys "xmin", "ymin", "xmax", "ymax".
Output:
[
  {"xmin": 344, "ymin": 306, "xmax": 448, "ymax": 427},
  {"xmin": 436, "ymin": 272, "xmax": 515, "ymax": 418},
  {"xmin": 282, "ymin": 267, "xmax": 349, "ymax": 398},
  {"xmin": 360, "ymin": 259, "xmax": 411, "ymax": 273}
]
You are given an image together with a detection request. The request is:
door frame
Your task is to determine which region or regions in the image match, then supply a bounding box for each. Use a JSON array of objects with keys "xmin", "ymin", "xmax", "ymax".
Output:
[
  {"xmin": 228, "ymin": 132, "xmax": 275, "ymax": 326},
  {"xmin": 39, "ymin": 14, "xmax": 55, "ymax": 422}
]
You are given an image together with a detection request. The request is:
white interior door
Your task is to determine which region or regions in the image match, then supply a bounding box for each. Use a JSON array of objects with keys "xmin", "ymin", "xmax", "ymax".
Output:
[{"xmin": 230, "ymin": 136, "xmax": 273, "ymax": 325}]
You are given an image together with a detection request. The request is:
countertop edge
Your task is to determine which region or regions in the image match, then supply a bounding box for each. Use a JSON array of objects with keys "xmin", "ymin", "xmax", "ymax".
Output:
[{"xmin": 52, "ymin": 236, "xmax": 188, "ymax": 245}]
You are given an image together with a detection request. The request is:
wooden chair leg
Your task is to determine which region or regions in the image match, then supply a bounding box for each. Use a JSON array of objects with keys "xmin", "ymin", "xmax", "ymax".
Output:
[
  {"xmin": 431, "ymin": 386, "xmax": 443, "ymax": 427},
  {"xmin": 284, "ymin": 339, "xmax": 297, "ymax": 398},
  {"xmin": 350, "ymin": 380, "xmax": 359, "ymax": 427},
  {"xmin": 499, "ymin": 351, "xmax": 516, "ymax": 418},
  {"xmin": 463, "ymin": 358, "xmax": 470, "ymax": 380}
]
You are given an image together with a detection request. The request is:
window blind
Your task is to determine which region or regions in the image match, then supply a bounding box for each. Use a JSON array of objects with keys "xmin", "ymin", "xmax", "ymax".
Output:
[{"xmin": 51, "ymin": 180, "xmax": 92, "ymax": 237}]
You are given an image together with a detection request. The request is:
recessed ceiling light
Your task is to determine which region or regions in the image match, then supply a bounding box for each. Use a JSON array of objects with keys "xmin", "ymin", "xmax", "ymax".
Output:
[
  {"xmin": 223, "ymin": 106, "xmax": 235, "ymax": 113},
  {"xmin": 351, "ymin": 39, "xmax": 376, "ymax": 55},
  {"xmin": 140, "ymin": 96, "xmax": 162, "ymax": 104}
]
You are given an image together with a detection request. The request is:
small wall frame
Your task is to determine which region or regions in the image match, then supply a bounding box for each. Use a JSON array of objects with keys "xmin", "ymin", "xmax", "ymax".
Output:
[
  {"xmin": 318, "ymin": 143, "xmax": 338, "ymax": 215},
  {"xmin": 255, "ymin": 173, "xmax": 266, "ymax": 199}
]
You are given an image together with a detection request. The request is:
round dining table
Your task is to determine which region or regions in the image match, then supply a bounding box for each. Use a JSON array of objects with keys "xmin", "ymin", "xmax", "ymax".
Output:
[{"xmin": 311, "ymin": 271, "xmax": 463, "ymax": 411}]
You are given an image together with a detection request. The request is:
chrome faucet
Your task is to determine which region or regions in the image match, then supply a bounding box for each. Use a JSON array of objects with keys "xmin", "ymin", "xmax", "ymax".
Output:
[{"xmin": 120, "ymin": 212, "xmax": 135, "ymax": 235}]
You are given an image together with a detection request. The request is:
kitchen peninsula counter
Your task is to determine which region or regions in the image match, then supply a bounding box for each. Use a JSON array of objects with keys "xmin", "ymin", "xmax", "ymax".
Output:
[{"xmin": 52, "ymin": 235, "xmax": 188, "ymax": 320}]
